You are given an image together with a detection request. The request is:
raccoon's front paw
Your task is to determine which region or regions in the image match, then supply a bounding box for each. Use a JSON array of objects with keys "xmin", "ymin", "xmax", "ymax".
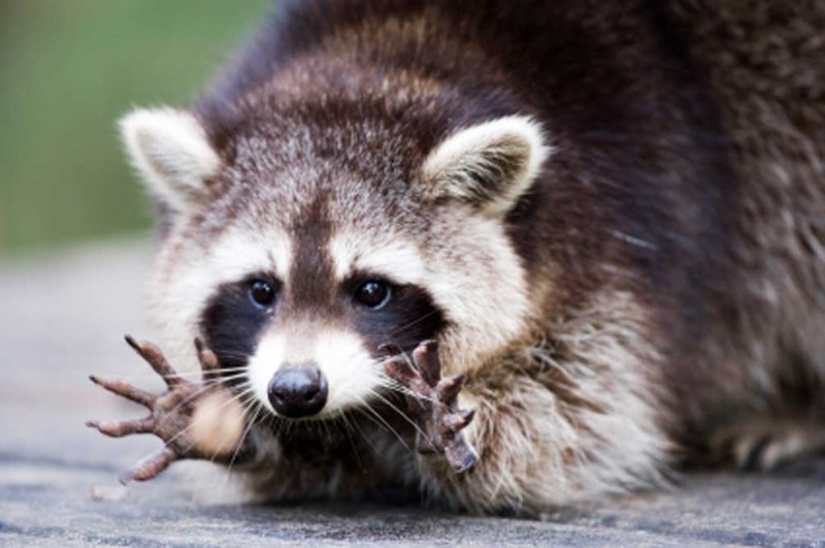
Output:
[
  {"xmin": 383, "ymin": 340, "xmax": 478, "ymax": 473},
  {"xmin": 87, "ymin": 336, "xmax": 247, "ymax": 484}
]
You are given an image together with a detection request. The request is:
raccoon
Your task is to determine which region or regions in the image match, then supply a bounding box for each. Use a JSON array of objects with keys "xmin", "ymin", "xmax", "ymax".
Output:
[{"xmin": 93, "ymin": 0, "xmax": 825, "ymax": 515}]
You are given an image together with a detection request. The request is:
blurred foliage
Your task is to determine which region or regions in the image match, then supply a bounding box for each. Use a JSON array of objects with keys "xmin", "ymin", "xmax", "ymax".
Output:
[{"xmin": 0, "ymin": 0, "xmax": 271, "ymax": 254}]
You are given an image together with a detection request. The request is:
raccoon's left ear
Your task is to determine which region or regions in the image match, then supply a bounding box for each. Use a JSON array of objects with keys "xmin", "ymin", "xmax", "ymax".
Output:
[
  {"xmin": 421, "ymin": 116, "xmax": 550, "ymax": 216},
  {"xmin": 119, "ymin": 107, "xmax": 222, "ymax": 215}
]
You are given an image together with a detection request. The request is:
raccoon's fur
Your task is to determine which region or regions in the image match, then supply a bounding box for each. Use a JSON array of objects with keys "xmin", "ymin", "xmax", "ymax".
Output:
[{"xmin": 119, "ymin": 0, "xmax": 825, "ymax": 514}]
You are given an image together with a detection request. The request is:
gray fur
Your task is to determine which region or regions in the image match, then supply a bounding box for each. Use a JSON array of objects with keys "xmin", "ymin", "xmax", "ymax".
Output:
[{"xmin": 120, "ymin": 0, "xmax": 825, "ymax": 515}]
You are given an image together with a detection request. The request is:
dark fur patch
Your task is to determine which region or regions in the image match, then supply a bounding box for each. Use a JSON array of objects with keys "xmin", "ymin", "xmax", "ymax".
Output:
[
  {"xmin": 200, "ymin": 276, "xmax": 278, "ymax": 379},
  {"xmin": 199, "ymin": 268, "xmax": 444, "ymax": 383},
  {"xmin": 344, "ymin": 275, "xmax": 446, "ymax": 355}
]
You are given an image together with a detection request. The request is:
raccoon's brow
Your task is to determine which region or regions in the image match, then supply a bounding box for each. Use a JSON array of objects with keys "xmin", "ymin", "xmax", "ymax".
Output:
[
  {"xmin": 207, "ymin": 229, "xmax": 293, "ymax": 284},
  {"xmin": 327, "ymin": 233, "xmax": 425, "ymax": 284}
]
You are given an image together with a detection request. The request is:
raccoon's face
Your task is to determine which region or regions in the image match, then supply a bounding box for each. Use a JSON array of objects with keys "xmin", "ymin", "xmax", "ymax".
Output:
[{"xmin": 120, "ymin": 107, "xmax": 549, "ymax": 419}]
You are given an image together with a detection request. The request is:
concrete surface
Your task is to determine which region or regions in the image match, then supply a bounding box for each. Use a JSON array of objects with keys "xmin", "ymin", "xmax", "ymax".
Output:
[{"xmin": 2, "ymin": 238, "xmax": 825, "ymax": 547}]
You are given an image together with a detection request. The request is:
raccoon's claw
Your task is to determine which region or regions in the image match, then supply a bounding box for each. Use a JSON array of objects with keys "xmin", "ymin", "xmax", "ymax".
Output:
[
  {"xmin": 124, "ymin": 335, "xmax": 182, "ymax": 387},
  {"xmin": 411, "ymin": 340, "xmax": 441, "ymax": 387},
  {"xmin": 88, "ymin": 336, "xmax": 236, "ymax": 484},
  {"xmin": 119, "ymin": 447, "xmax": 178, "ymax": 484},
  {"xmin": 383, "ymin": 340, "xmax": 478, "ymax": 473},
  {"xmin": 87, "ymin": 375, "xmax": 157, "ymax": 408}
]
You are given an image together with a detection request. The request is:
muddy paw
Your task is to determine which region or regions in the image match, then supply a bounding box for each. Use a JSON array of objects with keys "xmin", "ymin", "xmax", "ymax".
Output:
[
  {"xmin": 383, "ymin": 340, "xmax": 478, "ymax": 473},
  {"xmin": 87, "ymin": 336, "xmax": 246, "ymax": 483}
]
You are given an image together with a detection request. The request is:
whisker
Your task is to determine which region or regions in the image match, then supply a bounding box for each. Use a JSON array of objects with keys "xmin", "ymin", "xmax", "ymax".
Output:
[
  {"xmin": 171, "ymin": 385, "xmax": 258, "ymax": 460},
  {"xmin": 355, "ymin": 405, "xmax": 402, "ymax": 448},
  {"xmin": 368, "ymin": 389, "xmax": 429, "ymax": 444},
  {"xmin": 355, "ymin": 394, "xmax": 412, "ymax": 452},
  {"xmin": 192, "ymin": 390, "xmax": 259, "ymax": 506},
  {"xmin": 318, "ymin": 418, "xmax": 329, "ymax": 446},
  {"xmin": 340, "ymin": 409, "xmax": 376, "ymax": 470},
  {"xmin": 386, "ymin": 310, "xmax": 440, "ymax": 338},
  {"xmin": 150, "ymin": 373, "xmax": 250, "ymax": 428},
  {"xmin": 97, "ymin": 366, "xmax": 249, "ymax": 386},
  {"xmin": 226, "ymin": 398, "xmax": 263, "ymax": 475},
  {"xmin": 130, "ymin": 384, "xmax": 256, "ymax": 472},
  {"xmin": 379, "ymin": 378, "xmax": 438, "ymax": 404},
  {"xmin": 204, "ymin": 387, "xmax": 256, "ymax": 464},
  {"xmin": 337, "ymin": 410, "xmax": 357, "ymax": 448}
]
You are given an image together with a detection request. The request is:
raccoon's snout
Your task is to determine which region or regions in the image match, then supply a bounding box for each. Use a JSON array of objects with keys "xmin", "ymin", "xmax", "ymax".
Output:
[{"xmin": 267, "ymin": 365, "xmax": 328, "ymax": 418}]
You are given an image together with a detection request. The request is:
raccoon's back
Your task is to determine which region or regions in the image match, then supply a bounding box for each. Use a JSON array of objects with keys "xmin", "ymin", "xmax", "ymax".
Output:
[{"xmin": 672, "ymin": 0, "xmax": 825, "ymax": 367}]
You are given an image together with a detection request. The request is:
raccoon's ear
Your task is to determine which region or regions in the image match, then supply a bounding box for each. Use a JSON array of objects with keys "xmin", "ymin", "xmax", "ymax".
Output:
[
  {"xmin": 119, "ymin": 107, "xmax": 221, "ymax": 215},
  {"xmin": 421, "ymin": 116, "xmax": 549, "ymax": 216},
  {"xmin": 423, "ymin": 116, "xmax": 550, "ymax": 215}
]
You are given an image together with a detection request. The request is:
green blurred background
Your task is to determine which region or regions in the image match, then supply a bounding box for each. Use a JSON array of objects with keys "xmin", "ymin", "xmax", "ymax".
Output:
[{"xmin": 0, "ymin": 0, "xmax": 271, "ymax": 255}]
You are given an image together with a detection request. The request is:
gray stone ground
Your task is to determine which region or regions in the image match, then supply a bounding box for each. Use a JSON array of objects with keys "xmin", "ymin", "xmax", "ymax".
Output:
[{"xmin": 2, "ymin": 238, "xmax": 825, "ymax": 547}]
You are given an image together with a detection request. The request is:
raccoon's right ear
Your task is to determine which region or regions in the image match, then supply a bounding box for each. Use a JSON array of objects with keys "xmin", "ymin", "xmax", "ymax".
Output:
[
  {"xmin": 119, "ymin": 107, "xmax": 221, "ymax": 215},
  {"xmin": 421, "ymin": 116, "xmax": 550, "ymax": 216}
]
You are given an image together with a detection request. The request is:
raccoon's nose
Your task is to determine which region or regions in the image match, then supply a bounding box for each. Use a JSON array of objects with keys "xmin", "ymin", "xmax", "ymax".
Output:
[{"xmin": 267, "ymin": 365, "xmax": 328, "ymax": 418}]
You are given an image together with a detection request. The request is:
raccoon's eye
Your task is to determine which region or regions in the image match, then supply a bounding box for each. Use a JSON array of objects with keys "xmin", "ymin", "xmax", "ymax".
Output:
[
  {"xmin": 249, "ymin": 279, "xmax": 277, "ymax": 308},
  {"xmin": 354, "ymin": 280, "xmax": 391, "ymax": 309}
]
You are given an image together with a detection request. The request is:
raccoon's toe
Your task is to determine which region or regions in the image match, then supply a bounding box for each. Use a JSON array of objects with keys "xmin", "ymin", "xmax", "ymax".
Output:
[{"xmin": 723, "ymin": 421, "xmax": 825, "ymax": 471}]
